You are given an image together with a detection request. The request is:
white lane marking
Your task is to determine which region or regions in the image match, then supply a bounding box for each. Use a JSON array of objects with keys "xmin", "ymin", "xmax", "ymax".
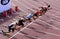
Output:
[
  {"xmin": 38, "ymin": 19, "xmax": 60, "ymax": 30},
  {"xmin": 26, "ymin": 28, "xmax": 60, "ymax": 37},
  {"xmin": 46, "ymin": 12, "xmax": 60, "ymax": 21},
  {"xmin": 9, "ymin": 16, "xmax": 41, "ymax": 39},
  {"xmin": 23, "ymin": 0, "xmax": 39, "ymax": 9},
  {"xmin": 18, "ymin": 33, "xmax": 42, "ymax": 39},
  {"xmin": 45, "ymin": 31, "xmax": 60, "ymax": 37},
  {"xmin": 15, "ymin": 0, "xmax": 36, "ymax": 12}
]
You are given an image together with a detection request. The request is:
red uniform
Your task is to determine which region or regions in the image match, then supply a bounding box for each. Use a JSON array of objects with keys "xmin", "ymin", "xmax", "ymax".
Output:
[{"xmin": 35, "ymin": 10, "xmax": 42, "ymax": 16}]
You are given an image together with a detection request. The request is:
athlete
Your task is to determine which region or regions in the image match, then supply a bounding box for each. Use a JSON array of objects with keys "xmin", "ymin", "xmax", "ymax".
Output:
[
  {"xmin": 8, "ymin": 21, "xmax": 17, "ymax": 33},
  {"xmin": 25, "ymin": 12, "xmax": 34, "ymax": 22},
  {"xmin": 39, "ymin": 2, "xmax": 51, "ymax": 15},
  {"xmin": 18, "ymin": 17, "xmax": 25, "ymax": 27}
]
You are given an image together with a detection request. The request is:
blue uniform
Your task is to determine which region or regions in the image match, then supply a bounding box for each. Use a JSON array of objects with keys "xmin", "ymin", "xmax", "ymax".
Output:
[{"xmin": 25, "ymin": 13, "xmax": 33, "ymax": 19}]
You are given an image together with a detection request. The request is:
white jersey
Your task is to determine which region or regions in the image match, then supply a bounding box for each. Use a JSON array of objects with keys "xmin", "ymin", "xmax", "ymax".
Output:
[{"xmin": 9, "ymin": 20, "xmax": 18, "ymax": 28}]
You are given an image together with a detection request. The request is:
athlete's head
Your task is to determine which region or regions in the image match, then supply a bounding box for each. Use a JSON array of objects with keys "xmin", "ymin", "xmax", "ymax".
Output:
[{"xmin": 48, "ymin": 5, "xmax": 50, "ymax": 8}]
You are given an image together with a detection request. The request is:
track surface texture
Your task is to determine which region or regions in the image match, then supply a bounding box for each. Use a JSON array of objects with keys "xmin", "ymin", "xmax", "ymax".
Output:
[{"xmin": 0, "ymin": 0, "xmax": 60, "ymax": 39}]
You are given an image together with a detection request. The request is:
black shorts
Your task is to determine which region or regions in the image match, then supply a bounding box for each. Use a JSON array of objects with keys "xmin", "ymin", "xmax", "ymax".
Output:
[
  {"xmin": 11, "ymin": 28, "xmax": 14, "ymax": 32},
  {"xmin": 33, "ymin": 14, "xmax": 38, "ymax": 17},
  {"xmin": 18, "ymin": 22, "xmax": 24, "ymax": 27},
  {"xmin": 8, "ymin": 27, "xmax": 14, "ymax": 32},
  {"xmin": 27, "ymin": 18, "xmax": 31, "ymax": 20}
]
